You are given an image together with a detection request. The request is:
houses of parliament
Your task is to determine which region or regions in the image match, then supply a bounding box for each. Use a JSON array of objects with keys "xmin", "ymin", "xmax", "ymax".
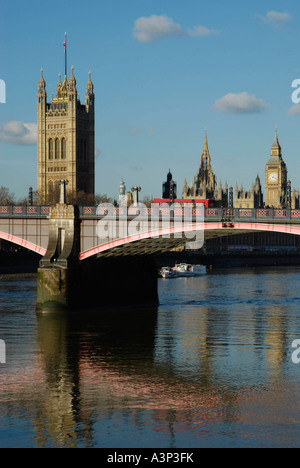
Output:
[{"xmin": 163, "ymin": 128, "xmax": 300, "ymax": 210}]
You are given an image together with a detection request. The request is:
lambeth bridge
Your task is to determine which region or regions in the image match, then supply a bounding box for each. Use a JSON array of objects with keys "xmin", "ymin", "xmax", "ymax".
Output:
[{"xmin": 1, "ymin": 203, "xmax": 300, "ymax": 310}]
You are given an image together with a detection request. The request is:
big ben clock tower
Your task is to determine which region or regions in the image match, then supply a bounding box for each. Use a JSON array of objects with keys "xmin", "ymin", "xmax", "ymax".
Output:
[{"xmin": 265, "ymin": 128, "xmax": 287, "ymax": 208}]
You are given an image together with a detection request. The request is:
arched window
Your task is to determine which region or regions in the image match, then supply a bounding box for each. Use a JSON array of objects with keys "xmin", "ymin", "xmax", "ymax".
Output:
[
  {"xmin": 61, "ymin": 138, "xmax": 66, "ymax": 159},
  {"xmin": 49, "ymin": 139, "xmax": 53, "ymax": 160},
  {"xmin": 55, "ymin": 139, "xmax": 60, "ymax": 159}
]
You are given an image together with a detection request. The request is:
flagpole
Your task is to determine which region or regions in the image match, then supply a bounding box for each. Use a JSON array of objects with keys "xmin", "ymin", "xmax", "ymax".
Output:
[{"xmin": 64, "ymin": 32, "xmax": 67, "ymax": 78}]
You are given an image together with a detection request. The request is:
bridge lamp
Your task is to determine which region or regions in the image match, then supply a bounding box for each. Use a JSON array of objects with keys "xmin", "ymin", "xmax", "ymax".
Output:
[
  {"xmin": 58, "ymin": 180, "xmax": 69, "ymax": 204},
  {"xmin": 229, "ymin": 187, "xmax": 233, "ymax": 209},
  {"xmin": 131, "ymin": 186, "xmax": 141, "ymax": 206},
  {"xmin": 286, "ymin": 180, "xmax": 291, "ymax": 209},
  {"xmin": 29, "ymin": 187, "xmax": 33, "ymax": 206}
]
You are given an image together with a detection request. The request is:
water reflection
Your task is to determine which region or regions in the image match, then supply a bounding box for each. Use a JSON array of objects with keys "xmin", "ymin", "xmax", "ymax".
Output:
[
  {"xmin": 35, "ymin": 313, "xmax": 82, "ymax": 447},
  {"xmin": 34, "ymin": 308, "xmax": 158, "ymax": 447},
  {"xmin": 1, "ymin": 268, "xmax": 300, "ymax": 447}
]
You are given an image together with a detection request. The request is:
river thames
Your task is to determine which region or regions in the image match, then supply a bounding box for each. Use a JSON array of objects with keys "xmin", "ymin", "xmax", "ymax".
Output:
[{"xmin": 1, "ymin": 267, "xmax": 300, "ymax": 448}]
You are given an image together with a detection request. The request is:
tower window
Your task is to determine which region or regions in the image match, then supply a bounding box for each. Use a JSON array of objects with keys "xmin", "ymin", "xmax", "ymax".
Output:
[
  {"xmin": 49, "ymin": 139, "xmax": 53, "ymax": 160},
  {"xmin": 55, "ymin": 139, "xmax": 60, "ymax": 159},
  {"xmin": 61, "ymin": 138, "xmax": 66, "ymax": 159}
]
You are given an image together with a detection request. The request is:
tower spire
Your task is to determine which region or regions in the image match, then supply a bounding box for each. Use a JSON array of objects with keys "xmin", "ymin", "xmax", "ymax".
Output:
[
  {"xmin": 271, "ymin": 125, "xmax": 281, "ymax": 157},
  {"xmin": 38, "ymin": 69, "xmax": 45, "ymax": 88},
  {"xmin": 204, "ymin": 128, "xmax": 208, "ymax": 151},
  {"xmin": 200, "ymin": 128, "xmax": 211, "ymax": 168}
]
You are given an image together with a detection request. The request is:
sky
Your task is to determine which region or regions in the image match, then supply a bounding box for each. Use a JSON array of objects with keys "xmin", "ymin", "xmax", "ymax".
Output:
[{"xmin": 1, "ymin": 0, "xmax": 300, "ymax": 201}]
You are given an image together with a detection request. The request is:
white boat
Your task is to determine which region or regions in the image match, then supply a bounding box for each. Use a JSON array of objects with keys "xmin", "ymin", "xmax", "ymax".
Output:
[
  {"xmin": 173, "ymin": 263, "xmax": 205, "ymax": 277},
  {"xmin": 160, "ymin": 267, "xmax": 178, "ymax": 278}
]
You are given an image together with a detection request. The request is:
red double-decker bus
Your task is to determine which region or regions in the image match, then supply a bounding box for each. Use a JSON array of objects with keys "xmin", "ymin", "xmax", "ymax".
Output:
[{"xmin": 153, "ymin": 198, "xmax": 210, "ymax": 208}]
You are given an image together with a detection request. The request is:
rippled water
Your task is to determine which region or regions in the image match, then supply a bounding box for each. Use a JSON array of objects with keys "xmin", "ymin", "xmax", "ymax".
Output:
[{"xmin": 1, "ymin": 267, "xmax": 300, "ymax": 448}]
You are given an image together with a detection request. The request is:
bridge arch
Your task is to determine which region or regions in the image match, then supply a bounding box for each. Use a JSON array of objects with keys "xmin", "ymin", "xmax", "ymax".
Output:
[
  {"xmin": 0, "ymin": 231, "xmax": 46, "ymax": 256},
  {"xmin": 79, "ymin": 222, "xmax": 300, "ymax": 261},
  {"xmin": 1, "ymin": 221, "xmax": 300, "ymax": 261}
]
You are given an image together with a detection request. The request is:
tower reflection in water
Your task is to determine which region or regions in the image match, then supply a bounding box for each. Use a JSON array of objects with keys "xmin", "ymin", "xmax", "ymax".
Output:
[{"xmin": 35, "ymin": 307, "xmax": 158, "ymax": 447}]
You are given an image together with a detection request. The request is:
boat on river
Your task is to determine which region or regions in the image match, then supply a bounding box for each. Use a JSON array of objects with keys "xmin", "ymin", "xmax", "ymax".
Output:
[
  {"xmin": 173, "ymin": 263, "xmax": 205, "ymax": 277},
  {"xmin": 159, "ymin": 263, "xmax": 205, "ymax": 278},
  {"xmin": 160, "ymin": 267, "xmax": 178, "ymax": 278}
]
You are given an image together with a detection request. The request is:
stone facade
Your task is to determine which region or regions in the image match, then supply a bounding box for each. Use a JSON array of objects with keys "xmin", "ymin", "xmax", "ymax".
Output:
[{"xmin": 235, "ymin": 175, "xmax": 264, "ymax": 209}]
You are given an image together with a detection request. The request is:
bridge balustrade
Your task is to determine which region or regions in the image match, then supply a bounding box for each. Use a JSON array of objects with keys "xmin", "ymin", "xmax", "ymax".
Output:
[
  {"xmin": 1, "ymin": 205, "xmax": 300, "ymax": 223},
  {"xmin": 0, "ymin": 206, "xmax": 50, "ymax": 217}
]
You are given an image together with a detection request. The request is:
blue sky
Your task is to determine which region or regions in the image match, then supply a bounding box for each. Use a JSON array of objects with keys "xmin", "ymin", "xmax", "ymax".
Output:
[{"xmin": 1, "ymin": 0, "xmax": 300, "ymax": 200}]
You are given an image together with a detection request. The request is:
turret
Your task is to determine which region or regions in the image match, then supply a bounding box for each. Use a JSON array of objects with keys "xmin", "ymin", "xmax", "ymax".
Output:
[
  {"xmin": 56, "ymin": 73, "xmax": 62, "ymax": 95},
  {"xmin": 183, "ymin": 178, "xmax": 188, "ymax": 198},
  {"xmin": 85, "ymin": 71, "xmax": 95, "ymax": 111},
  {"xmin": 37, "ymin": 69, "xmax": 46, "ymax": 105},
  {"xmin": 68, "ymin": 66, "xmax": 77, "ymax": 93}
]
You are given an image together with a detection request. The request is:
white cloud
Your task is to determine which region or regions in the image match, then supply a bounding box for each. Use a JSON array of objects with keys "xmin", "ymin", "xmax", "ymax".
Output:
[
  {"xmin": 287, "ymin": 105, "xmax": 300, "ymax": 116},
  {"xmin": 133, "ymin": 15, "xmax": 184, "ymax": 43},
  {"xmin": 213, "ymin": 92, "xmax": 268, "ymax": 114},
  {"xmin": 133, "ymin": 15, "xmax": 219, "ymax": 43},
  {"xmin": 187, "ymin": 25, "xmax": 219, "ymax": 37},
  {"xmin": 0, "ymin": 121, "xmax": 37, "ymax": 145},
  {"xmin": 257, "ymin": 11, "xmax": 292, "ymax": 27}
]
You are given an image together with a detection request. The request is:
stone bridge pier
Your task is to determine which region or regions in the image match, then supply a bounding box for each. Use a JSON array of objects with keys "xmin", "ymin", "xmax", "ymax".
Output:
[
  {"xmin": 36, "ymin": 196, "xmax": 159, "ymax": 311},
  {"xmin": 36, "ymin": 201, "xmax": 81, "ymax": 311}
]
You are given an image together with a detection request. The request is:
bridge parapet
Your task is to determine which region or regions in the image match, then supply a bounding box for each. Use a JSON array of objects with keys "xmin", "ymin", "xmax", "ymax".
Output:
[
  {"xmin": 80, "ymin": 206, "xmax": 300, "ymax": 222},
  {"xmin": 0, "ymin": 206, "xmax": 50, "ymax": 217},
  {"xmin": 1, "ymin": 205, "xmax": 300, "ymax": 222}
]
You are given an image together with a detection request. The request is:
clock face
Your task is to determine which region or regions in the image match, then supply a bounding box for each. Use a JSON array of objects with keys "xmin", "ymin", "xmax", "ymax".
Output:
[{"xmin": 269, "ymin": 172, "xmax": 278, "ymax": 183}]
